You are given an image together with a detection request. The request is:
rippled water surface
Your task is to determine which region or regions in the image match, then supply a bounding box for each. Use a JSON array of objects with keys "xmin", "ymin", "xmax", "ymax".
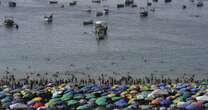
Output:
[{"xmin": 0, "ymin": 0, "xmax": 208, "ymax": 78}]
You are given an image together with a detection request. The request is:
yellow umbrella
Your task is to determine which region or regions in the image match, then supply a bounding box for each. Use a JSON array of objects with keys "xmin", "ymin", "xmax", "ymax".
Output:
[{"xmin": 32, "ymin": 97, "xmax": 43, "ymax": 102}]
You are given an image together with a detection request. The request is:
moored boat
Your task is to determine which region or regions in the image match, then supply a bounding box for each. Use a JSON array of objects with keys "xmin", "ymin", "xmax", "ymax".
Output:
[
  {"xmin": 49, "ymin": 1, "xmax": 58, "ymax": 4},
  {"xmin": 8, "ymin": 1, "xmax": 16, "ymax": 7},
  {"xmin": 44, "ymin": 14, "xmax": 53, "ymax": 23},
  {"xmin": 4, "ymin": 16, "xmax": 15, "ymax": 27},
  {"xmin": 139, "ymin": 7, "xmax": 148, "ymax": 17},
  {"xmin": 95, "ymin": 21, "xmax": 108, "ymax": 40}
]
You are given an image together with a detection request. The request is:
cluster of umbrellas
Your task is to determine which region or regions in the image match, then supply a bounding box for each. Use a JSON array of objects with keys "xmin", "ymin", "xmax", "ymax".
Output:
[{"xmin": 0, "ymin": 81, "xmax": 208, "ymax": 110}]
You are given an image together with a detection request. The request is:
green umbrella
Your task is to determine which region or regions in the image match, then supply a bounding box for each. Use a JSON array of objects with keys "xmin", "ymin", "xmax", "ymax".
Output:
[
  {"xmin": 85, "ymin": 93, "xmax": 96, "ymax": 99},
  {"xmin": 95, "ymin": 106, "xmax": 107, "ymax": 110},
  {"xmin": 47, "ymin": 98, "xmax": 62, "ymax": 108},
  {"xmin": 96, "ymin": 97, "xmax": 108, "ymax": 106},
  {"xmin": 111, "ymin": 96, "xmax": 122, "ymax": 102},
  {"xmin": 73, "ymin": 94, "xmax": 84, "ymax": 100},
  {"xmin": 204, "ymin": 103, "xmax": 208, "ymax": 109},
  {"xmin": 61, "ymin": 93, "xmax": 73, "ymax": 101},
  {"xmin": 67, "ymin": 100, "xmax": 78, "ymax": 106},
  {"xmin": 77, "ymin": 104, "xmax": 91, "ymax": 110}
]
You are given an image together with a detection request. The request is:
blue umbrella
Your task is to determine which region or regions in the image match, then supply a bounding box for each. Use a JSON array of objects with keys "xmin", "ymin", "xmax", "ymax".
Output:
[
  {"xmin": 1, "ymin": 96, "xmax": 12, "ymax": 103},
  {"xmin": 115, "ymin": 99, "xmax": 128, "ymax": 108},
  {"xmin": 185, "ymin": 104, "xmax": 199, "ymax": 110}
]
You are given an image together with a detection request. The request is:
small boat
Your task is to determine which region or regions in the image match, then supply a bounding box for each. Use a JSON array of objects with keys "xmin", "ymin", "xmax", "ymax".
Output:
[
  {"xmin": 117, "ymin": 4, "xmax": 125, "ymax": 8},
  {"xmin": 96, "ymin": 11, "xmax": 103, "ymax": 17},
  {"xmin": 8, "ymin": 1, "xmax": 16, "ymax": 7},
  {"xmin": 92, "ymin": 0, "xmax": 101, "ymax": 3},
  {"xmin": 4, "ymin": 16, "xmax": 15, "ymax": 27},
  {"xmin": 139, "ymin": 7, "xmax": 148, "ymax": 17},
  {"xmin": 152, "ymin": 0, "xmax": 158, "ymax": 2},
  {"xmin": 147, "ymin": 2, "xmax": 152, "ymax": 6},
  {"xmin": 69, "ymin": 1, "xmax": 77, "ymax": 6},
  {"xmin": 132, "ymin": 4, "xmax": 137, "ymax": 8},
  {"xmin": 103, "ymin": 8, "xmax": 109, "ymax": 15},
  {"xmin": 95, "ymin": 21, "xmax": 108, "ymax": 40},
  {"xmin": 44, "ymin": 14, "xmax": 53, "ymax": 23},
  {"xmin": 182, "ymin": 5, "xmax": 187, "ymax": 9},
  {"xmin": 196, "ymin": 1, "xmax": 203, "ymax": 7},
  {"xmin": 49, "ymin": 1, "xmax": 58, "ymax": 4},
  {"xmin": 164, "ymin": 0, "xmax": 172, "ymax": 3},
  {"xmin": 124, "ymin": 0, "xmax": 134, "ymax": 6},
  {"xmin": 60, "ymin": 5, "xmax": 64, "ymax": 8},
  {"xmin": 83, "ymin": 20, "xmax": 93, "ymax": 26}
]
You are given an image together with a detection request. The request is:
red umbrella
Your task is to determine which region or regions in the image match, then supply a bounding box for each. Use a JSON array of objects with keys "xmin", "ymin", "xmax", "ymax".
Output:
[{"xmin": 32, "ymin": 102, "xmax": 45, "ymax": 109}]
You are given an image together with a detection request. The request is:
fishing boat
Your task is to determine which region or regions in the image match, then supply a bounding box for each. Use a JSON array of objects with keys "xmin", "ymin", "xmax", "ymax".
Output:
[
  {"xmin": 152, "ymin": 0, "xmax": 158, "ymax": 2},
  {"xmin": 69, "ymin": 1, "xmax": 77, "ymax": 6},
  {"xmin": 44, "ymin": 14, "xmax": 53, "ymax": 23},
  {"xmin": 164, "ymin": 0, "xmax": 172, "ymax": 3},
  {"xmin": 117, "ymin": 4, "xmax": 125, "ymax": 8},
  {"xmin": 49, "ymin": 1, "xmax": 58, "ymax": 4},
  {"xmin": 83, "ymin": 20, "xmax": 93, "ymax": 26},
  {"xmin": 95, "ymin": 21, "xmax": 108, "ymax": 40},
  {"xmin": 124, "ymin": 0, "xmax": 134, "ymax": 6},
  {"xmin": 8, "ymin": 1, "xmax": 16, "ymax": 7},
  {"xmin": 132, "ymin": 4, "xmax": 137, "ymax": 8},
  {"xmin": 103, "ymin": 8, "xmax": 109, "ymax": 15},
  {"xmin": 4, "ymin": 16, "xmax": 15, "ymax": 27},
  {"xmin": 96, "ymin": 12, "xmax": 103, "ymax": 17},
  {"xmin": 92, "ymin": 0, "xmax": 101, "ymax": 3},
  {"xmin": 196, "ymin": 1, "xmax": 203, "ymax": 7},
  {"xmin": 139, "ymin": 7, "xmax": 148, "ymax": 17}
]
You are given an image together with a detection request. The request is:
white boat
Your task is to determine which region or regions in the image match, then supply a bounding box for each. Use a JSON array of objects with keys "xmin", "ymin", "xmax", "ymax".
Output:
[
  {"xmin": 139, "ymin": 7, "xmax": 148, "ymax": 17},
  {"xmin": 95, "ymin": 21, "xmax": 108, "ymax": 40},
  {"xmin": 44, "ymin": 14, "xmax": 53, "ymax": 23},
  {"xmin": 4, "ymin": 16, "xmax": 15, "ymax": 27}
]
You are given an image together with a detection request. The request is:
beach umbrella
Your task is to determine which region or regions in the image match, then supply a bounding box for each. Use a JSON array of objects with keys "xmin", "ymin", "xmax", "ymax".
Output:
[
  {"xmin": 129, "ymin": 90, "xmax": 138, "ymax": 94},
  {"xmin": 115, "ymin": 99, "xmax": 128, "ymax": 108},
  {"xmin": 185, "ymin": 103, "xmax": 200, "ymax": 110},
  {"xmin": 96, "ymin": 96, "xmax": 108, "ymax": 106},
  {"xmin": 112, "ymin": 96, "xmax": 122, "ymax": 102},
  {"xmin": 85, "ymin": 93, "xmax": 96, "ymax": 99},
  {"xmin": 151, "ymin": 99, "xmax": 161, "ymax": 106},
  {"xmin": 1, "ymin": 96, "xmax": 12, "ymax": 103},
  {"xmin": 139, "ymin": 105, "xmax": 151, "ymax": 110},
  {"xmin": 9, "ymin": 103, "xmax": 28, "ymax": 109},
  {"xmin": 106, "ymin": 103, "xmax": 116, "ymax": 109},
  {"xmin": 73, "ymin": 94, "xmax": 84, "ymax": 100},
  {"xmin": 32, "ymin": 97, "xmax": 43, "ymax": 102},
  {"xmin": 27, "ymin": 100, "xmax": 35, "ymax": 105},
  {"xmin": 61, "ymin": 93, "xmax": 73, "ymax": 101},
  {"xmin": 52, "ymin": 90, "xmax": 63, "ymax": 98},
  {"xmin": 77, "ymin": 104, "xmax": 92, "ymax": 110},
  {"xmin": 196, "ymin": 95, "xmax": 208, "ymax": 101},
  {"xmin": 79, "ymin": 99, "xmax": 88, "ymax": 105},
  {"xmin": 204, "ymin": 103, "xmax": 208, "ymax": 108},
  {"xmin": 2, "ymin": 102, "xmax": 12, "ymax": 108},
  {"xmin": 95, "ymin": 106, "xmax": 107, "ymax": 110},
  {"xmin": 32, "ymin": 102, "xmax": 45, "ymax": 109},
  {"xmin": 148, "ymin": 89, "xmax": 169, "ymax": 97},
  {"xmin": 0, "ymin": 92, "xmax": 6, "ymax": 99},
  {"xmin": 47, "ymin": 98, "xmax": 62, "ymax": 107},
  {"xmin": 37, "ymin": 106, "xmax": 47, "ymax": 110},
  {"xmin": 67, "ymin": 100, "xmax": 78, "ymax": 106},
  {"xmin": 160, "ymin": 99, "xmax": 171, "ymax": 107}
]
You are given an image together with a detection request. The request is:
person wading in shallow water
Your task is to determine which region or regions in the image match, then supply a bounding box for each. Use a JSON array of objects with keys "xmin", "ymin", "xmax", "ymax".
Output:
[{"xmin": 15, "ymin": 24, "xmax": 19, "ymax": 29}]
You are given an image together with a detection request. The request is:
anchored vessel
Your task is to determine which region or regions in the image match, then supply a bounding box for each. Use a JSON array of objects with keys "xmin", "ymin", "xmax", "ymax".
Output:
[
  {"xmin": 44, "ymin": 14, "xmax": 53, "ymax": 23},
  {"xmin": 139, "ymin": 7, "xmax": 148, "ymax": 17},
  {"xmin": 4, "ymin": 16, "xmax": 15, "ymax": 27},
  {"xmin": 95, "ymin": 21, "xmax": 108, "ymax": 40}
]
